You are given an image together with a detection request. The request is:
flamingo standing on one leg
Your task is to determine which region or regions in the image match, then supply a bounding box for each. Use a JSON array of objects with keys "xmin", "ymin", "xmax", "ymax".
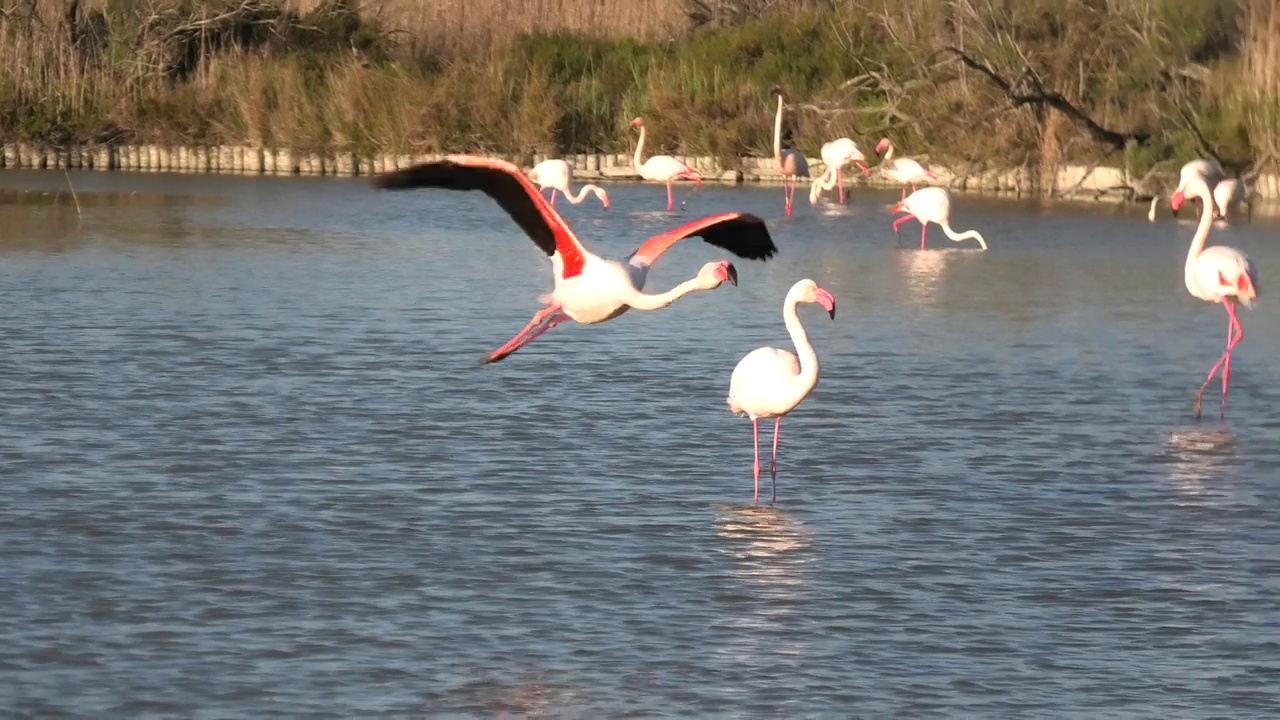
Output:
[
  {"xmin": 772, "ymin": 88, "xmax": 809, "ymax": 216},
  {"xmin": 1171, "ymin": 170, "xmax": 1260, "ymax": 419},
  {"xmin": 727, "ymin": 279, "xmax": 835, "ymax": 504},
  {"xmin": 809, "ymin": 138, "xmax": 870, "ymax": 205},
  {"xmin": 875, "ymin": 138, "xmax": 934, "ymax": 199},
  {"xmin": 372, "ymin": 155, "xmax": 777, "ymax": 364},
  {"xmin": 527, "ymin": 159, "xmax": 609, "ymax": 209},
  {"xmin": 891, "ymin": 187, "xmax": 988, "ymax": 250},
  {"xmin": 629, "ymin": 117, "xmax": 703, "ymax": 211}
]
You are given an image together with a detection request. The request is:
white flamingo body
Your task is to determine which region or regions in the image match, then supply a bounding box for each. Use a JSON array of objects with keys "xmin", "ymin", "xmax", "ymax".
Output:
[
  {"xmin": 372, "ymin": 155, "xmax": 776, "ymax": 364},
  {"xmin": 1213, "ymin": 178, "xmax": 1246, "ymax": 220},
  {"xmin": 727, "ymin": 279, "xmax": 835, "ymax": 504},
  {"xmin": 630, "ymin": 118, "xmax": 703, "ymax": 211},
  {"xmin": 809, "ymin": 138, "xmax": 869, "ymax": 205},
  {"xmin": 892, "ymin": 187, "xmax": 988, "ymax": 250},
  {"xmin": 876, "ymin": 138, "xmax": 933, "ymax": 198},
  {"xmin": 1171, "ymin": 167, "xmax": 1260, "ymax": 417},
  {"xmin": 527, "ymin": 159, "xmax": 609, "ymax": 209}
]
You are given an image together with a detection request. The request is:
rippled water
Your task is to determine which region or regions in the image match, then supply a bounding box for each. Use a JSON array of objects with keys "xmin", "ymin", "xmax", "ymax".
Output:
[{"xmin": 2, "ymin": 170, "xmax": 1278, "ymax": 717}]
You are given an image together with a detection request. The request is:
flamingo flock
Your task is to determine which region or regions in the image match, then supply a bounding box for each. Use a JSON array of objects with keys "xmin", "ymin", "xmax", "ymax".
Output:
[{"xmin": 370, "ymin": 92, "xmax": 1262, "ymax": 504}]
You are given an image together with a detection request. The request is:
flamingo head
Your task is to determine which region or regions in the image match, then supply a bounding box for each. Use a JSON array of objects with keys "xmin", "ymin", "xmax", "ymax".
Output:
[
  {"xmin": 697, "ymin": 260, "xmax": 738, "ymax": 289},
  {"xmin": 891, "ymin": 200, "xmax": 905, "ymax": 214},
  {"xmin": 629, "ymin": 117, "xmax": 644, "ymax": 129},
  {"xmin": 1169, "ymin": 189, "xmax": 1186, "ymax": 213},
  {"xmin": 769, "ymin": 84, "xmax": 785, "ymax": 98},
  {"xmin": 794, "ymin": 279, "xmax": 836, "ymax": 319},
  {"xmin": 597, "ymin": 188, "xmax": 611, "ymax": 209},
  {"xmin": 875, "ymin": 138, "xmax": 891, "ymax": 156}
]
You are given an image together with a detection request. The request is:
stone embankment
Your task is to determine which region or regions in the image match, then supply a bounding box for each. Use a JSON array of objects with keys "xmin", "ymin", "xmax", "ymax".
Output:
[{"xmin": 3, "ymin": 143, "xmax": 1277, "ymax": 204}]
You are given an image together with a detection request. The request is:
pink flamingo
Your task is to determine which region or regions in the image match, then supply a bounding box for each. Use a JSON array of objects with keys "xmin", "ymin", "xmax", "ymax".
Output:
[
  {"xmin": 809, "ymin": 138, "xmax": 870, "ymax": 205},
  {"xmin": 629, "ymin": 117, "xmax": 703, "ymax": 211},
  {"xmin": 892, "ymin": 187, "xmax": 988, "ymax": 250},
  {"xmin": 373, "ymin": 155, "xmax": 776, "ymax": 364},
  {"xmin": 1171, "ymin": 167, "xmax": 1260, "ymax": 419},
  {"xmin": 727, "ymin": 279, "xmax": 835, "ymax": 504},
  {"xmin": 772, "ymin": 89, "xmax": 809, "ymax": 216},
  {"xmin": 875, "ymin": 138, "xmax": 934, "ymax": 199},
  {"xmin": 527, "ymin": 159, "xmax": 609, "ymax": 209}
]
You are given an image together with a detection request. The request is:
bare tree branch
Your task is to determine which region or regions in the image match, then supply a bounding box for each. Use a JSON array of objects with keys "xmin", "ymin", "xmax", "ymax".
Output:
[{"xmin": 935, "ymin": 46, "xmax": 1150, "ymax": 152}]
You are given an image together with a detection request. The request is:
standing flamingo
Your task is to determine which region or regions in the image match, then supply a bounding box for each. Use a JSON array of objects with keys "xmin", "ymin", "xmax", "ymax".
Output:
[
  {"xmin": 1171, "ymin": 169, "xmax": 1260, "ymax": 419},
  {"xmin": 1213, "ymin": 178, "xmax": 1249, "ymax": 222},
  {"xmin": 809, "ymin": 138, "xmax": 871, "ymax": 205},
  {"xmin": 527, "ymin": 159, "xmax": 609, "ymax": 209},
  {"xmin": 372, "ymin": 155, "xmax": 777, "ymax": 364},
  {"xmin": 772, "ymin": 88, "xmax": 809, "ymax": 216},
  {"xmin": 892, "ymin": 187, "xmax": 988, "ymax": 250},
  {"xmin": 727, "ymin": 279, "xmax": 835, "ymax": 504},
  {"xmin": 629, "ymin": 117, "xmax": 703, "ymax": 211},
  {"xmin": 875, "ymin": 138, "xmax": 934, "ymax": 199}
]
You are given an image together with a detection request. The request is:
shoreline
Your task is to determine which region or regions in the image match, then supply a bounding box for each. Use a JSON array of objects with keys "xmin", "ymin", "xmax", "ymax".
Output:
[{"xmin": 2, "ymin": 143, "xmax": 1277, "ymax": 206}]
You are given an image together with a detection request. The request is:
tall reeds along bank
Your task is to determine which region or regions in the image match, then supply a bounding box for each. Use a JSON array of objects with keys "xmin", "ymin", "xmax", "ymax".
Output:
[{"xmin": 0, "ymin": 0, "xmax": 1275, "ymax": 185}]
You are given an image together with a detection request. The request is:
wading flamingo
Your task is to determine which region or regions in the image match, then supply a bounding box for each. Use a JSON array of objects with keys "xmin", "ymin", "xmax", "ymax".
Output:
[
  {"xmin": 1171, "ymin": 169, "xmax": 1260, "ymax": 419},
  {"xmin": 629, "ymin": 117, "xmax": 703, "ymax": 211},
  {"xmin": 527, "ymin": 159, "xmax": 609, "ymax": 209},
  {"xmin": 373, "ymin": 155, "xmax": 777, "ymax": 364},
  {"xmin": 772, "ymin": 89, "xmax": 809, "ymax": 216},
  {"xmin": 1213, "ymin": 178, "xmax": 1249, "ymax": 222},
  {"xmin": 727, "ymin": 278, "xmax": 835, "ymax": 504},
  {"xmin": 875, "ymin": 138, "xmax": 934, "ymax": 199},
  {"xmin": 892, "ymin": 187, "xmax": 988, "ymax": 250},
  {"xmin": 809, "ymin": 138, "xmax": 870, "ymax": 205}
]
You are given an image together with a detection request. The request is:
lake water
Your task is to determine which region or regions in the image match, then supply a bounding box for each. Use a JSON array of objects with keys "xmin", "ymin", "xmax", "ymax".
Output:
[{"xmin": 1, "ymin": 170, "xmax": 1278, "ymax": 718}]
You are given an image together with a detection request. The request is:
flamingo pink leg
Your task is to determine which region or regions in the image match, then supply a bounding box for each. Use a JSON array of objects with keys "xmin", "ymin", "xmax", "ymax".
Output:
[
  {"xmin": 665, "ymin": 182, "xmax": 674, "ymax": 212},
  {"xmin": 674, "ymin": 170, "xmax": 702, "ymax": 208},
  {"xmin": 892, "ymin": 213, "xmax": 914, "ymax": 234},
  {"xmin": 900, "ymin": 185, "xmax": 907, "ymax": 200},
  {"xmin": 1194, "ymin": 300, "xmax": 1244, "ymax": 418},
  {"xmin": 783, "ymin": 178, "xmax": 792, "ymax": 216},
  {"xmin": 481, "ymin": 306, "xmax": 568, "ymax": 364},
  {"xmin": 837, "ymin": 168, "xmax": 845, "ymax": 204},
  {"xmin": 770, "ymin": 418, "xmax": 780, "ymax": 504},
  {"xmin": 752, "ymin": 418, "xmax": 761, "ymax": 504},
  {"xmin": 549, "ymin": 189, "xmax": 557, "ymax": 206},
  {"xmin": 921, "ymin": 223, "xmax": 928, "ymax": 250}
]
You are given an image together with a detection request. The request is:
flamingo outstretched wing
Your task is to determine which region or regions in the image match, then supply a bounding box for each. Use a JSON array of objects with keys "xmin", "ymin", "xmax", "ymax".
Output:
[
  {"xmin": 372, "ymin": 155, "xmax": 588, "ymax": 278},
  {"xmin": 628, "ymin": 212, "xmax": 777, "ymax": 268}
]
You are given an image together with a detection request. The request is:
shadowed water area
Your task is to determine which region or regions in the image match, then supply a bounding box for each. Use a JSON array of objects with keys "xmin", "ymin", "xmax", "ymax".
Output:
[{"xmin": 1, "ymin": 171, "xmax": 1278, "ymax": 717}]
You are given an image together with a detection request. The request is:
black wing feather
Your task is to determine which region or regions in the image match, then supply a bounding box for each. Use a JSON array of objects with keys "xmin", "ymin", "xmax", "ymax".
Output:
[
  {"xmin": 372, "ymin": 161, "xmax": 558, "ymax": 258},
  {"xmin": 694, "ymin": 214, "xmax": 777, "ymax": 260}
]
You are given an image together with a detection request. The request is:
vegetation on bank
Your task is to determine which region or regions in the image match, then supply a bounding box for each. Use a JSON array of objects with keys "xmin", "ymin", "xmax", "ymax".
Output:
[{"xmin": 1, "ymin": 0, "xmax": 1277, "ymax": 189}]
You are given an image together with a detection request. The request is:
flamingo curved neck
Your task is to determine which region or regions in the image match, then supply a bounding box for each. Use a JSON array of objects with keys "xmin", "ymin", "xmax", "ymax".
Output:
[
  {"xmin": 626, "ymin": 275, "xmax": 702, "ymax": 311},
  {"xmin": 940, "ymin": 223, "xmax": 988, "ymax": 250},
  {"xmin": 882, "ymin": 141, "xmax": 895, "ymax": 162},
  {"xmin": 633, "ymin": 126, "xmax": 647, "ymax": 173},
  {"xmin": 783, "ymin": 294, "xmax": 820, "ymax": 398},
  {"xmin": 565, "ymin": 184, "xmax": 604, "ymax": 204},
  {"xmin": 774, "ymin": 96, "xmax": 784, "ymax": 167},
  {"xmin": 1185, "ymin": 183, "xmax": 1216, "ymax": 284}
]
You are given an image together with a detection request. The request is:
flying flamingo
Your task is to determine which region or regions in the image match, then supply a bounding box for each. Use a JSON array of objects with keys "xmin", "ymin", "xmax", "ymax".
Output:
[
  {"xmin": 772, "ymin": 88, "xmax": 809, "ymax": 216},
  {"xmin": 809, "ymin": 138, "xmax": 871, "ymax": 205},
  {"xmin": 1171, "ymin": 168, "xmax": 1260, "ymax": 419},
  {"xmin": 727, "ymin": 278, "xmax": 835, "ymax": 504},
  {"xmin": 892, "ymin": 187, "xmax": 988, "ymax": 250},
  {"xmin": 875, "ymin": 138, "xmax": 934, "ymax": 199},
  {"xmin": 527, "ymin": 159, "xmax": 609, "ymax": 209},
  {"xmin": 372, "ymin": 155, "xmax": 777, "ymax": 364},
  {"xmin": 629, "ymin": 117, "xmax": 703, "ymax": 211}
]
